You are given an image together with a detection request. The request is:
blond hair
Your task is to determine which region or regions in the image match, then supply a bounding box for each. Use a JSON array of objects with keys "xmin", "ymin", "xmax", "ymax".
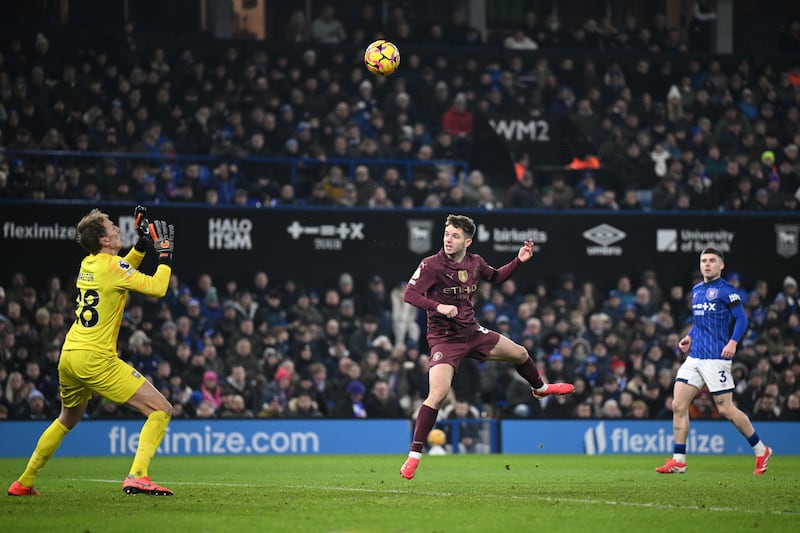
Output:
[{"xmin": 76, "ymin": 208, "xmax": 109, "ymax": 253}]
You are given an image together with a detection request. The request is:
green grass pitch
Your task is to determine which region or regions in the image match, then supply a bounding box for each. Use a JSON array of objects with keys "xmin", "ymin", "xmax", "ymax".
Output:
[{"xmin": 2, "ymin": 454, "xmax": 798, "ymax": 532}]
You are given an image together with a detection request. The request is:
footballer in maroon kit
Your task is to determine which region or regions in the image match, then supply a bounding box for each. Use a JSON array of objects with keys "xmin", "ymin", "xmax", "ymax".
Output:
[{"xmin": 400, "ymin": 214, "xmax": 574, "ymax": 479}]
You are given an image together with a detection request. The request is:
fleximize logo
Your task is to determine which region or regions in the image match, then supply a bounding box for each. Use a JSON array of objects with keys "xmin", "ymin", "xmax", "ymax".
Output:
[
  {"xmin": 583, "ymin": 422, "xmax": 725, "ymax": 455},
  {"xmin": 2, "ymin": 221, "xmax": 76, "ymax": 241}
]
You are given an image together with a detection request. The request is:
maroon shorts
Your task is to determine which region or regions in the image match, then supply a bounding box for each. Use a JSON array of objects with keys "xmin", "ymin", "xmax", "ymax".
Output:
[{"xmin": 428, "ymin": 326, "xmax": 501, "ymax": 371}]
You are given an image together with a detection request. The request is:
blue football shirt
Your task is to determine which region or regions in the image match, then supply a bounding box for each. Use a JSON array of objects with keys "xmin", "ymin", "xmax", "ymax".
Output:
[{"xmin": 688, "ymin": 277, "xmax": 746, "ymax": 360}]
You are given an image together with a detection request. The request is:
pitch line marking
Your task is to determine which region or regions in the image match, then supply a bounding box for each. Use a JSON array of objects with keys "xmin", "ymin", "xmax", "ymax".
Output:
[{"xmin": 65, "ymin": 479, "xmax": 797, "ymax": 516}]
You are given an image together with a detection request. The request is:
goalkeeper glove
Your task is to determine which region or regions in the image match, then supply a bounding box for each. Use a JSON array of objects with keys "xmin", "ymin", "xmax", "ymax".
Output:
[
  {"xmin": 148, "ymin": 220, "xmax": 175, "ymax": 264},
  {"xmin": 133, "ymin": 205, "xmax": 152, "ymax": 252}
]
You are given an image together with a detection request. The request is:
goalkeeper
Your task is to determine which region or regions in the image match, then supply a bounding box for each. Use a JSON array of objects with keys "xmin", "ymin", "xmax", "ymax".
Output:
[{"xmin": 8, "ymin": 206, "xmax": 178, "ymax": 496}]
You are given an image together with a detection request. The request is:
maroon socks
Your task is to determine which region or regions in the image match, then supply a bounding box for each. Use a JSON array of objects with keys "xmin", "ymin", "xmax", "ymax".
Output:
[
  {"xmin": 516, "ymin": 356, "xmax": 544, "ymax": 389},
  {"xmin": 410, "ymin": 404, "xmax": 439, "ymax": 453}
]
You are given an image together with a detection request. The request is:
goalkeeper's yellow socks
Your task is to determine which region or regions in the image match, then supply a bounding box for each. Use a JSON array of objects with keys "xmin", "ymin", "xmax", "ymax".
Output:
[
  {"xmin": 18, "ymin": 419, "xmax": 71, "ymax": 487},
  {"xmin": 129, "ymin": 410, "xmax": 171, "ymax": 478}
]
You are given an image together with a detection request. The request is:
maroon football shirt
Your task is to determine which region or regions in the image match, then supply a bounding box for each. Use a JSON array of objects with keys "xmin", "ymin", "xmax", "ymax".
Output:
[{"xmin": 404, "ymin": 249, "xmax": 521, "ymax": 343}]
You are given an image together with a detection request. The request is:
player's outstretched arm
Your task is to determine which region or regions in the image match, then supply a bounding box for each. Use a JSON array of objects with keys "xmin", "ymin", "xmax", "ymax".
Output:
[{"xmin": 491, "ymin": 240, "xmax": 532, "ymax": 284}]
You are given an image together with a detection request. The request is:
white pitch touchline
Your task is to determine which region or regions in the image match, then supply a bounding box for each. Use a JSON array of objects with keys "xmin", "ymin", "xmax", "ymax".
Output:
[{"xmin": 66, "ymin": 479, "xmax": 797, "ymax": 517}]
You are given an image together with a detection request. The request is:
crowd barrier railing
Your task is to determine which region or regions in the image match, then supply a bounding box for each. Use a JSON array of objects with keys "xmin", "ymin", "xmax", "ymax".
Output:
[{"xmin": 3, "ymin": 149, "xmax": 470, "ymax": 189}]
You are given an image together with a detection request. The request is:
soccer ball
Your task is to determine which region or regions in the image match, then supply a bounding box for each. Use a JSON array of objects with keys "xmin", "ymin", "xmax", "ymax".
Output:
[
  {"xmin": 427, "ymin": 428, "xmax": 446, "ymax": 447},
  {"xmin": 364, "ymin": 40, "xmax": 400, "ymax": 77}
]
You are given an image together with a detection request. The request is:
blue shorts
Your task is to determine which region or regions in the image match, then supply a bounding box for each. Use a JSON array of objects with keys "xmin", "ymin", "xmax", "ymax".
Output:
[{"xmin": 428, "ymin": 326, "xmax": 501, "ymax": 371}]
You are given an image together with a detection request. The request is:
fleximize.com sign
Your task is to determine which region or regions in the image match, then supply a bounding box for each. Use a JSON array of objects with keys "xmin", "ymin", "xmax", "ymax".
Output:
[
  {"xmin": 584, "ymin": 422, "xmax": 725, "ymax": 455},
  {"xmin": 109, "ymin": 426, "xmax": 320, "ymax": 455}
]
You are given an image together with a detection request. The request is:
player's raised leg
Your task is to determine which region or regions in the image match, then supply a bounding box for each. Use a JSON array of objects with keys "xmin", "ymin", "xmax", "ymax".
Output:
[
  {"xmin": 401, "ymin": 364, "xmax": 454, "ymax": 479},
  {"xmin": 488, "ymin": 335, "xmax": 574, "ymax": 399}
]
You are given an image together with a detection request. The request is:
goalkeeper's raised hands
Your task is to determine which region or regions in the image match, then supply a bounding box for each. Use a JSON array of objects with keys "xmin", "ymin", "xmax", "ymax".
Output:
[
  {"xmin": 133, "ymin": 205, "xmax": 152, "ymax": 251},
  {"xmin": 148, "ymin": 220, "xmax": 175, "ymax": 265}
]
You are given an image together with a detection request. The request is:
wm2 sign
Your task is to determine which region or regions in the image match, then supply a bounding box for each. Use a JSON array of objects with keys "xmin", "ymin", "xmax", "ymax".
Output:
[
  {"xmin": 489, "ymin": 119, "xmax": 551, "ymax": 142},
  {"xmin": 488, "ymin": 116, "xmax": 561, "ymax": 165}
]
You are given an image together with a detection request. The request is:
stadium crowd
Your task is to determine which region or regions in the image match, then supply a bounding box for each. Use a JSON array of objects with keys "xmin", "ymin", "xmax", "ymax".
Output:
[
  {"xmin": 1, "ymin": 265, "xmax": 799, "ymax": 424},
  {"xmin": 0, "ymin": 7, "xmax": 799, "ymax": 211},
  {"xmin": 1, "ymin": 6, "xmax": 799, "ymax": 433}
]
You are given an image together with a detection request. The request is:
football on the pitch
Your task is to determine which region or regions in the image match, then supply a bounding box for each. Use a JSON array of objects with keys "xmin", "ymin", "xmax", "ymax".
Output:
[
  {"xmin": 364, "ymin": 39, "xmax": 400, "ymax": 76},
  {"xmin": 427, "ymin": 428, "xmax": 446, "ymax": 447}
]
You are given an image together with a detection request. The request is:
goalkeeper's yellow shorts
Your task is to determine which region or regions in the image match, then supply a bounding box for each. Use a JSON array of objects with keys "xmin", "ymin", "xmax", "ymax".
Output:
[{"xmin": 58, "ymin": 349, "xmax": 146, "ymax": 408}]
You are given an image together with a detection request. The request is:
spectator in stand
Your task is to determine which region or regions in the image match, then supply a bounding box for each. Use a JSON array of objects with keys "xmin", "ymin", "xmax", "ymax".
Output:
[
  {"xmin": 776, "ymin": 276, "xmax": 799, "ymax": 317},
  {"xmin": 444, "ymin": 399, "xmax": 484, "ymax": 452},
  {"xmin": 441, "ymin": 93, "xmax": 473, "ymax": 156},
  {"xmin": 353, "ymin": 165, "xmax": 378, "ymax": 206},
  {"xmin": 504, "ymin": 27, "xmax": 539, "ymax": 50},
  {"xmin": 200, "ymin": 370, "xmax": 223, "ymax": 411},
  {"xmin": 287, "ymin": 390, "xmax": 324, "ymax": 418},
  {"xmin": 507, "ymin": 171, "xmax": 540, "ymax": 208},
  {"xmin": 286, "ymin": 10, "xmax": 311, "ymax": 43},
  {"xmin": 218, "ymin": 393, "xmax": 255, "ymax": 418},
  {"xmin": 378, "ymin": 167, "xmax": 406, "ymax": 206},
  {"xmin": 333, "ymin": 380, "xmax": 368, "ymax": 418},
  {"xmin": 270, "ymin": 184, "xmax": 303, "ymax": 207},
  {"xmin": 365, "ymin": 379, "xmax": 404, "ymax": 418},
  {"xmin": 310, "ymin": 5, "xmax": 346, "ymax": 44},
  {"xmin": 261, "ymin": 367, "xmax": 295, "ymax": 415},
  {"xmin": 546, "ymin": 174, "xmax": 575, "ymax": 209}
]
